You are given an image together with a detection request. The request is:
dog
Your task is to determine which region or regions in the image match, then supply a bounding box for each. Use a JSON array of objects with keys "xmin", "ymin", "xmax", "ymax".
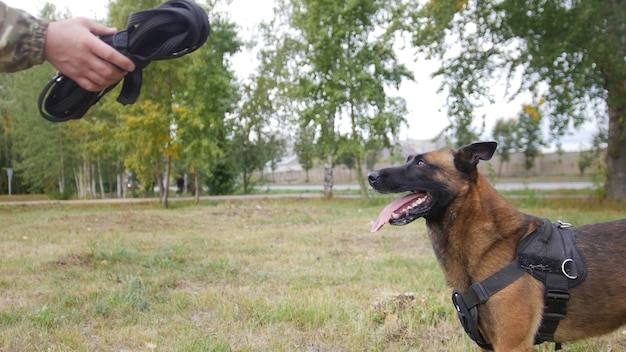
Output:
[{"xmin": 368, "ymin": 141, "xmax": 626, "ymax": 351}]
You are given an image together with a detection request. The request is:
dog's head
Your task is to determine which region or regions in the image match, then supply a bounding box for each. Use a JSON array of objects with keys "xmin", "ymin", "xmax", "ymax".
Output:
[{"xmin": 368, "ymin": 141, "xmax": 497, "ymax": 232}]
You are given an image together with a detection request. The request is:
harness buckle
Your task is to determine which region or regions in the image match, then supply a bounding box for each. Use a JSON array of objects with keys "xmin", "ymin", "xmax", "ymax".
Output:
[
  {"xmin": 544, "ymin": 289, "xmax": 569, "ymax": 319},
  {"xmin": 557, "ymin": 220, "xmax": 572, "ymax": 229},
  {"xmin": 469, "ymin": 282, "xmax": 490, "ymax": 304},
  {"xmin": 545, "ymin": 290, "xmax": 570, "ymax": 302}
]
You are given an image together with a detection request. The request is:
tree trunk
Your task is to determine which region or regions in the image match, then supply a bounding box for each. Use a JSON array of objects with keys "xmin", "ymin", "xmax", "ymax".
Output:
[
  {"xmin": 118, "ymin": 171, "xmax": 127, "ymax": 198},
  {"xmin": 57, "ymin": 132, "xmax": 65, "ymax": 193},
  {"xmin": 243, "ymin": 170, "xmax": 249, "ymax": 194},
  {"xmin": 163, "ymin": 155, "xmax": 172, "ymax": 208},
  {"xmin": 194, "ymin": 172, "xmax": 200, "ymax": 205},
  {"xmin": 323, "ymin": 153, "xmax": 334, "ymax": 199},
  {"xmin": 82, "ymin": 160, "xmax": 89, "ymax": 199},
  {"xmin": 91, "ymin": 163, "xmax": 97, "ymax": 198},
  {"xmin": 75, "ymin": 170, "xmax": 82, "ymax": 198},
  {"xmin": 116, "ymin": 160, "xmax": 123, "ymax": 198},
  {"xmin": 97, "ymin": 159, "xmax": 105, "ymax": 199},
  {"xmin": 606, "ymin": 102, "xmax": 626, "ymax": 200},
  {"xmin": 355, "ymin": 156, "xmax": 369, "ymax": 199}
]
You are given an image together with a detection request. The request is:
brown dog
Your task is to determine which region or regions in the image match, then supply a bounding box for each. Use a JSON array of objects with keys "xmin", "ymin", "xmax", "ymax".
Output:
[{"xmin": 368, "ymin": 141, "xmax": 626, "ymax": 351}]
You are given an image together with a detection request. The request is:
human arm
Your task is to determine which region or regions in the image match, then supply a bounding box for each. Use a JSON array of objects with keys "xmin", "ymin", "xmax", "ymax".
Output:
[
  {"xmin": 44, "ymin": 17, "xmax": 136, "ymax": 92},
  {"xmin": 0, "ymin": 1, "xmax": 47, "ymax": 72},
  {"xmin": 0, "ymin": 2, "xmax": 135, "ymax": 91}
]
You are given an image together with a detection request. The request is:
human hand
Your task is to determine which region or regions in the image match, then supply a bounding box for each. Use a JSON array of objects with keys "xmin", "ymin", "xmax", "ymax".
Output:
[{"xmin": 43, "ymin": 17, "xmax": 136, "ymax": 92}]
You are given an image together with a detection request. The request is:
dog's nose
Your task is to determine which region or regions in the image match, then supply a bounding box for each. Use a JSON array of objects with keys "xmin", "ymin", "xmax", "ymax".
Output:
[{"xmin": 368, "ymin": 171, "xmax": 380, "ymax": 183}]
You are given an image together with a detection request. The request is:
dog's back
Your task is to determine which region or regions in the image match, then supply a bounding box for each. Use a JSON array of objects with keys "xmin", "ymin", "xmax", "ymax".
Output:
[{"xmin": 559, "ymin": 219, "xmax": 626, "ymax": 341}]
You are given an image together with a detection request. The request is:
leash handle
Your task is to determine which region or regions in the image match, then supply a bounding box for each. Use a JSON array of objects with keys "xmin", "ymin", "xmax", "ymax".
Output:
[{"xmin": 38, "ymin": 0, "xmax": 211, "ymax": 122}]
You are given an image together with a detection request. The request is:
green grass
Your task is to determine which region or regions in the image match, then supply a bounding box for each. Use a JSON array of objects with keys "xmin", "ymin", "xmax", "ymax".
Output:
[{"xmin": 0, "ymin": 195, "xmax": 624, "ymax": 351}]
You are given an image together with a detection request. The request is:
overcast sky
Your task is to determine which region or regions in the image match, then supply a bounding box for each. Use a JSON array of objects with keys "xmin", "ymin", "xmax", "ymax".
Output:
[{"xmin": 3, "ymin": 0, "xmax": 598, "ymax": 150}]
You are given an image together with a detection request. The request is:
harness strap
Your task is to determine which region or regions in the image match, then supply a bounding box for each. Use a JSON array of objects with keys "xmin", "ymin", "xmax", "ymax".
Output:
[
  {"xmin": 462, "ymin": 261, "xmax": 525, "ymax": 308},
  {"xmin": 536, "ymin": 273, "xmax": 569, "ymax": 349},
  {"xmin": 38, "ymin": 0, "xmax": 211, "ymax": 122},
  {"xmin": 452, "ymin": 261, "xmax": 526, "ymax": 350},
  {"xmin": 454, "ymin": 219, "xmax": 582, "ymax": 351}
]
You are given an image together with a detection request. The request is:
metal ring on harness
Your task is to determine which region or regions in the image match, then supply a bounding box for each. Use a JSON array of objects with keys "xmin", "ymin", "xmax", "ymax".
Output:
[{"xmin": 561, "ymin": 259, "xmax": 578, "ymax": 280}]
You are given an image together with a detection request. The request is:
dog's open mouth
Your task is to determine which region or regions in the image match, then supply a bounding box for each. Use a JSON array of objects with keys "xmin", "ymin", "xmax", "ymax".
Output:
[{"xmin": 371, "ymin": 191, "xmax": 432, "ymax": 232}]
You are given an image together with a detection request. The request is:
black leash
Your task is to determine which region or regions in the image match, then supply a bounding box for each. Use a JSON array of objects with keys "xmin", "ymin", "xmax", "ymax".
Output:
[{"xmin": 38, "ymin": 0, "xmax": 211, "ymax": 122}]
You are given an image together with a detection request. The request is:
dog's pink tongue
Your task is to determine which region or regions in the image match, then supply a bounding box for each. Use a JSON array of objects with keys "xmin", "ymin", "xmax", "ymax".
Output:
[{"xmin": 371, "ymin": 193, "xmax": 421, "ymax": 232}]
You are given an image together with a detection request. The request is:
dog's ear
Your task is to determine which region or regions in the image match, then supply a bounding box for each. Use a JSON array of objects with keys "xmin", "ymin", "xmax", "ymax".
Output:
[{"xmin": 454, "ymin": 141, "xmax": 498, "ymax": 174}]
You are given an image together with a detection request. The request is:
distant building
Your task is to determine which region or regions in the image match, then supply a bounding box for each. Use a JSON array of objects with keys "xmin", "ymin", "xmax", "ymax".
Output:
[{"xmin": 258, "ymin": 139, "xmax": 594, "ymax": 184}]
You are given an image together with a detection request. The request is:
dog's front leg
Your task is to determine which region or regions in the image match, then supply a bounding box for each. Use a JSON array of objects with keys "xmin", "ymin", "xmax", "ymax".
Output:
[{"xmin": 481, "ymin": 278, "xmax": 544, "ymax": 352}]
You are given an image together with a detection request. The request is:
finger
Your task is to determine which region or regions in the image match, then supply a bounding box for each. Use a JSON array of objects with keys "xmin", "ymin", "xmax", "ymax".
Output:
[
  {"xmin": 86, "ymin": 60, "xmax": 128, "ymax": 87},
  {"xmin": 72, "ymin": 75, "xmax": 101, "ymax": 92},
  {"xmin": 90, "ymin": 39, "xmax": 136, "ymax": 72},
  {"xmin": 83, "ymin": 18, "xmax": 117, "ymax": 37}
]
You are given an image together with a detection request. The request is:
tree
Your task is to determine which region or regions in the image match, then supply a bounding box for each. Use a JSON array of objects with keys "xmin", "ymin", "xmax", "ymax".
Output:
[
  {"xmin": 405, "ymin": 0, "xmax": 626, "ymax": 199},
  {"xmin": 176, "ymin": 12, "xmax": 242, "ymax": 203},
  {"xmin": 113, "ymin": 100, "xmax": 174, "ymax": 200},
  {"xmin": 491, "ymin": 118, "xmax": 517, "ymax": 177},
  {"xmin": 109, "ymin": 0, "xmax": 201, "ymax": 207},
  {"xmin": 0, "ymin": 3, "xmax": 80, "ymax": 196},
  {"xmin": 267, "ymin": 0, "xmax": 413, "ymax": 198},
  {"xmin": 364, "ymin": 138, "xmax": 384, "ymax": 171},
  {"xmin": 579, "ymin": 129, "xmax": 607, "ymax": 180},
  {"xmin": 294, "ymin": 124, "xmax": 317, "ymax": 183},
  {"xmin": 516, "ymin": 102, "xmax": 546, "ymax": 174},
  {"xmin": 230, "ymin": 36, "xmax": 291, "ymax": 194}
]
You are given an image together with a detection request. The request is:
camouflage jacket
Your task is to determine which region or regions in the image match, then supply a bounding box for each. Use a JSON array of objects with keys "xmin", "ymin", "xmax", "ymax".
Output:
[{"xmin": 0, "ymin": 2, "xmax": 47, "ymax": 72}]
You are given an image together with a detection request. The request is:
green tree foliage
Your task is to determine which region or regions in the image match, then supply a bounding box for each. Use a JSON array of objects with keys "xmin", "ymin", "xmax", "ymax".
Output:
[
  {"xmin": 110, "ymin": 0, "xmax": 184, "ymax": 207},
  {"xmin": 492, "ymin": 118, "xmax": 516, "ymax": 177},
  {"xmin": 516, "ymin": 102, "xmax": 547, "ymax": 173},
  {"xmin": 492, "ymin": 100, "xmax": 547, "ymax": 175},
  {"xmin": 234, "ymin": 79, "xmax": 288, "ymax": 194},
  {"xmin": 579, "ymin": 129, "xmax": 607, "ymax": 181},
  {"xmin": 405, "ymin": 0, "xmax": 626, "ymax": 199},
  {"xmin": 0, "ymin": 111, "xmax": 11, "ymax": 193},
  {"xmin": 0, "ymin": 1, "xmax": 245, "ymax": 200},
  {"xmin": 266, "ymin": 0, "xmax": 413, "ymax": 198},
  {"xmin": 0, "ymin": 3, "xmax": 80, "ymax": 195},
  {"xmin": 294, "ymin": 124, "xmax": 317, "ymax": 183},
  {"xmin": 109, "ymin": 0, "xmax": 242, "ymax": 205},
  {"xmin": 176, "ymin": 13, "xmax": 242, "ymax": 203}
]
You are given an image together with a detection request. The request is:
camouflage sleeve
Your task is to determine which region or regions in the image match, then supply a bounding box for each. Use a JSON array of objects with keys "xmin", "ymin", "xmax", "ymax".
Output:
[{"xmin": 0, "ymin": 2, "xmax": 48, "ymax": 72}]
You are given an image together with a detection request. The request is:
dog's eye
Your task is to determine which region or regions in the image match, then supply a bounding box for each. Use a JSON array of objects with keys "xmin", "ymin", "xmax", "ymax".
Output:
[{"xmin": 416, "ymin": 160, "xmax": 428, "ymax": 167}]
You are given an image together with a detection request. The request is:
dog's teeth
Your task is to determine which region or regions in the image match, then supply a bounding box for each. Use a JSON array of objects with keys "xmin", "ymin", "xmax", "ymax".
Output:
[
  {"xmin": 410, "ymin": 197, "xmax": 425, "ymax": 208},
  {"xmin": 391, "ymin": 212, "xmax": 400, "ymax": 219}
]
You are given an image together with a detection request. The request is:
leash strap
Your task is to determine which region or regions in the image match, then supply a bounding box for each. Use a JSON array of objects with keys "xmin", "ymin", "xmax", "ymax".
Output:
[{"xmin": 38, "ymin": 0, "xmax": 211, "ymax": 122}]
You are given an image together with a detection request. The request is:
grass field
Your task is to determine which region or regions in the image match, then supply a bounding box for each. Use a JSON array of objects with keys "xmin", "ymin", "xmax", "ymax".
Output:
[{"xmin": 0, "ymin": 193, "xmax": 625, "ymax": 351}]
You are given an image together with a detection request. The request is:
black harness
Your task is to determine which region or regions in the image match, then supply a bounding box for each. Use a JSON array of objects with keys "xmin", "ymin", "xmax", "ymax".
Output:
[{"xmin": 452, "ymin": 219, "xmax": 588, "ymax": 350}]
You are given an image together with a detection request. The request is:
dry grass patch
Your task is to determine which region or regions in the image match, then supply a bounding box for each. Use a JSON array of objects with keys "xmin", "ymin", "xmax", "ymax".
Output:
[{"xmin": 0, "ymin": 196, "xmax": 624, "ymax": 351}]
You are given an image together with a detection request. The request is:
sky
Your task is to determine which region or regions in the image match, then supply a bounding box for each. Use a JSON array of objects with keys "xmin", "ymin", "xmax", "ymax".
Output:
[{"xmin": 4, "ymin": 0, "xmax": 598, "ymax": 151}]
